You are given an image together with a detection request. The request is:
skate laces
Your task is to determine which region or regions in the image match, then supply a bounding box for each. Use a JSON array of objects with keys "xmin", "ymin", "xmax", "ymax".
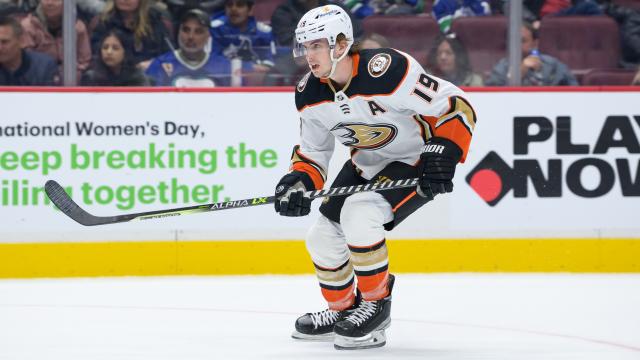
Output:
[
  {"xmin": 345, "ymin": 300, "xmax": 377, "ymax": 326},
  {"xmin": 310, "ymin": 309, "xmax": 341, "ymax": 328}
]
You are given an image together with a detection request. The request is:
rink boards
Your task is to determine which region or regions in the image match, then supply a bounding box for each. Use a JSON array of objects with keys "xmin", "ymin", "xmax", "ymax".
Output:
[{"xmin": 0, "ymin": 87, "xmax": 639, "ymax": 277}]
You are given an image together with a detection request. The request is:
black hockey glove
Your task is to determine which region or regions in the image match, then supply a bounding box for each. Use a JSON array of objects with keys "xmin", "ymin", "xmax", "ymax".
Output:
[
  {"xmin": 417, "ymin": 137, "xmax": 463, "ymax": 199},
  {"xmin": 274, "ymin": 171, "xmax": 314, "ymax": 217}
]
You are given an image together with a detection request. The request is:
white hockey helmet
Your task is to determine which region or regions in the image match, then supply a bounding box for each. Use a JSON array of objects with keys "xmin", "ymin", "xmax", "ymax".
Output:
[{"xmin": 293, "ymin": 5, "xmax": 354, "ymax": 76}]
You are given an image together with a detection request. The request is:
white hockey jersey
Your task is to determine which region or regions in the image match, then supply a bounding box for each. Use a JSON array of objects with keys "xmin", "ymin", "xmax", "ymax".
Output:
[{"xmin": 290, "ymin": 48, "xmax": 477, "ymax": 189}]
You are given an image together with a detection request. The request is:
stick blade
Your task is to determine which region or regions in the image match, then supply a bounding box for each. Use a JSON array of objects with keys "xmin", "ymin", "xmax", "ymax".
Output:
[{"xmin": 45, "ymin": 180, "xmax": 104, "ymax": 226}]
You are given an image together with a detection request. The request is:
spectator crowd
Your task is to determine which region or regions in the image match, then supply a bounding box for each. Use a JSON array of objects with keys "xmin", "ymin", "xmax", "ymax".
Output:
[{"xmin": 0, "ymin": 0, "xmax": 639, "ymax": 86}]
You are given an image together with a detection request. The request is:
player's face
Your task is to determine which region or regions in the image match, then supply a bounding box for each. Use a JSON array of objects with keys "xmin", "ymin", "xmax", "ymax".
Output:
[
  {"xmin": 115, "ymin": 0, "xmax": 140, "ymax": 12},
  {"xmin": 41, "ymin": 0, "xmax": 63, "ymax": 20},
  {"xmin": 436, "ymin": 40, "xmax": 456, "ymax": 75},
  {"xmin": 179, "ymin": 19, "xmax": 210, "ymax": 54},
  {"xmin": 101, "ymin": 35, "xmax": 125, "ymax": 69},
  {"xmin": 226, "ymin": 0, "xmax": 251, "ymax": 27},
  {"xmin": 0, "ymin": 26, "xmax": 21, "ymax": 64},
  {"xmin": 302, "ymin": 39, "xmax": 332, "ymax": 77}
]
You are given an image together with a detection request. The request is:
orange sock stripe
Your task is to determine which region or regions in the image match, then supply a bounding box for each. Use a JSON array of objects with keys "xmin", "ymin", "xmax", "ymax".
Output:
[
  {"xmin": 321, "ymin": 283, "xmax": 356, "ymax": 310},
  {"xmin": 356, "ymin": 270, "xmax": 389, "ymax": 301}
]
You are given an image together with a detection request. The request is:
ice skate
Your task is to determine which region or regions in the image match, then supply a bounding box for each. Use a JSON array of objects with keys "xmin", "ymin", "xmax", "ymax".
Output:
[
  {"xmin": 333, "ymin": 274, "xmax": 395, "ymax": 350},
  {"xmin": 291, "ymin": 292, "xmax": 361, "ymax": 341}
]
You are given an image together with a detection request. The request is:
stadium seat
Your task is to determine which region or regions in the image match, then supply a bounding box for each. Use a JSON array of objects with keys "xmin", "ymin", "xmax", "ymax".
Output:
[
  {"xmin": 362, "ymin": 15, "xmax": 439, "ymax": 65},
  {"xmin": 424, "ymin": 0, "xmax": 433, "ymax": 14},
  {"xmin": 538, "ymin": 16, "xmax": 620, "ymax": 72},
  {"xmin": 253, "ymin": 0, "xmax": 285, "ymax": 23},
  {"xmin": 450, "ymin": 16, "xmax": 507, "ymax": 76},
  {"xmin": 581, "ymin": 68, "xmax": 637, "ymax": 85},
  {"xmin": 612, "ymin": 0, "xmax": 640, "ymax": 11}
]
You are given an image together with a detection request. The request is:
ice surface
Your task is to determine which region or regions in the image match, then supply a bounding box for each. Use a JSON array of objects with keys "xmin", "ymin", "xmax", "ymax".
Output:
[{"xmin": 1, "ymin": 274, "xmax": 639, "ymax": 360}]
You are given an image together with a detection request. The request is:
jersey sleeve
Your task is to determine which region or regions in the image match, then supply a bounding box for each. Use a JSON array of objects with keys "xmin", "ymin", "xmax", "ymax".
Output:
[
  {"xmin": 209, "ymin": 19, "xmax": 228, "ymax": 55},
  {"xmin": 144, "ymin": 58, "xmax": 166, "ymax": 86},
  {"xmin": 255, "ymin": 23, "xmax": 276, "ymax": 67},
  {"xmin": 289, "ymin": 114, "xmax": 334, "ymax": 190},
  {"xmin": 255, "ymin": 36, "xmax": 276, "ymax": 67},
  {"xmin": 397, "ymin": 54, "xmax": 477, "ymax": 162}
]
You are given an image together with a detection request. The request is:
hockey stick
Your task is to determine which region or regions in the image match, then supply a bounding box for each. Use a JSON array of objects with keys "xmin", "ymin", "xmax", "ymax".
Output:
[{"xmin": 45, "ymin": 178, "xmax": 421, "ymax": 226}]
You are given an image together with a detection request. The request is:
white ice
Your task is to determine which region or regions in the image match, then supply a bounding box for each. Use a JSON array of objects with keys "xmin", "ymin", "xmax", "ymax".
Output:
[{"xmin": 1, "ymin": 274, "xmax": 639, "ymax": 360}]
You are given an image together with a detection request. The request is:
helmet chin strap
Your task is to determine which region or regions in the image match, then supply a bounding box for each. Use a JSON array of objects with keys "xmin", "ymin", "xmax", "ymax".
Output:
[{"xmin": 321, "ymin": 44, "xmax": 351, "ymax": 80}]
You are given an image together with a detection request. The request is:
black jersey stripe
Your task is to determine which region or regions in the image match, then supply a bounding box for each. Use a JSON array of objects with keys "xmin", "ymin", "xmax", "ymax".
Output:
[
  {"xmin": 319, "ymin": 276, "xmax": 355, "ymax": 291},
  {"xmin": 348, "ymin": 239, "xmax": 386, "ymax": 253},
  {"xmin": 354, "ymin": 264, "xmax": 389, "ymax": 277},
  {"xmin": 313, "ymin": 258, "xmax": 351, "ymax": 272}
]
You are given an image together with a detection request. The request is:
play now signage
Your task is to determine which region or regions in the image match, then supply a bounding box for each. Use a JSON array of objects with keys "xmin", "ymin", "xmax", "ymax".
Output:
[{"xmin": 0, "ymin": 89, "xmax": 638, "ymax": 242}]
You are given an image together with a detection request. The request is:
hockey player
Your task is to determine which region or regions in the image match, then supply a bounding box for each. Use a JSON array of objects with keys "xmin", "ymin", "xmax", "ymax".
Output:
[{"xmin": 274, "ymin": 4, "xmax": 476, "ymax": 350}]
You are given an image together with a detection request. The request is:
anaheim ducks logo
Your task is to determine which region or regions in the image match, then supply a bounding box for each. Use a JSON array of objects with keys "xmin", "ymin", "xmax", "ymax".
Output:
[
  {"xmin": 331, "ymin": 122, "xmax": 398, "ymax": 150},
  {"xmin": 297, "ymin": 72, "xmax": 311, "ymax": 92},
  {"xmin": 368, "ymin": 53, "xmax": 392, "ymax": 78}
]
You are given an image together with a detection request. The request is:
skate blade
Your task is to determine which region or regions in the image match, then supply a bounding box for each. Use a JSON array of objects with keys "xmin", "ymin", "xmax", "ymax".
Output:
[
  {"xmin": 334, "ymin": 330, "xmax": 386, "ymax": 350},
  {"xmin": 291, "ymin": 330, "xmax": 334, "ymax": 342}
]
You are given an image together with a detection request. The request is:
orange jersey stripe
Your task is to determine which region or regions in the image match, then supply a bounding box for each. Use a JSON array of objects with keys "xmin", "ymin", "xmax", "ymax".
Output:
[
  {"xmin": 420, "ymin": 115, "xmax": 438, "ymax": 130},
  {"xmin": 341, "ymin": 57, "xmax": 411, "ymax": 99},
  {"xmin": 291, "ymin": 162, "xmax": 325, "ymax": 190},
  {"xmin": 297, "ymin": 99, "xmax": 333, "ymax": 112},
  {"xmin": 302, "ymin": 52, "xmax": 411, "ymax": 112},
  {"xmin": 392, "ymin": 191, "xmax": 417, "ymax": 212},
  {"xmin": 435, "ymin": 120, "xmax": 473, "ymax": 162},
  {"xmin": 389, "ymin": 51, "xmax": 413, "ymax": 95},
  {"xmin": 293, "ymin": 147, "xmax": 324, "ymax": 170},
  {"xmin": 320, "ymin": 53, "xmax": 360, "ymax": 84}
]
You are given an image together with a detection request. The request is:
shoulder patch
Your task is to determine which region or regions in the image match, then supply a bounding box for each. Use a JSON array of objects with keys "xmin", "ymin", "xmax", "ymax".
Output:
[
  {"xmin": 210, "ymin": 19, "xmax": 224, "ymax": 28},
  {"xmin": 256, "ymin": 21, "xmax": 272, "ymax": 32},
  {"xmin": 368, "ymin": 53, "xmax": 392, "ymax": 78},
  {"xmin": 297, "ymin": 72, "xmax": 311, "ymax": 92},
  {"xmin": 345, "ymin": 48, "xmax": 408, "ymax": 97}
]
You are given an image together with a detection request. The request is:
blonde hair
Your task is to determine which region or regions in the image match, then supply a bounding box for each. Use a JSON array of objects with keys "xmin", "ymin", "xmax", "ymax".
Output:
[
  {"xmin": 101, "ymin": 0, "xmax": 152, "ymax": 49},
  {"xmin": 337, "ymin": 33, "xmax": 359, "ymax": 55},
  {"xmin": 35, "ymin": 4, "xmax": 49, "ymax": 29},
  {"xmin": 35, "ymin": 0, "xmax": 62, "ymax": 30}
]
